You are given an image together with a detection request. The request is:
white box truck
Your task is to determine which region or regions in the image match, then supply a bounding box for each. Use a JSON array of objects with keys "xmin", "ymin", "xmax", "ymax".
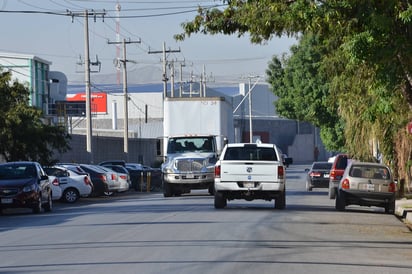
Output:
[{"xmin": 159, "ymin": 97, "xmax": 234, "ymax": 197}]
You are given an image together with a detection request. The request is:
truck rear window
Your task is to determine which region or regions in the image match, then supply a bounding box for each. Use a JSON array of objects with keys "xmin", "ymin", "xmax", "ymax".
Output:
[{"xmin": 224, "ymin": 147, "xmax": 278, "ymax": 161}]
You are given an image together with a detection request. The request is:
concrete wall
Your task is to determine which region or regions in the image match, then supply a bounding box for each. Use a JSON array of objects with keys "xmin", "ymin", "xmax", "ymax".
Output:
[{"xmin": 55, "ymin": 134, "xmax": 160, "ymax": 167}]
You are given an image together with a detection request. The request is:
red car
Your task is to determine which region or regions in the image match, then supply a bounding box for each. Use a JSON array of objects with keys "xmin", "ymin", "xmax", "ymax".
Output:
[
  {"xmin": 0, "ymin": 162, "xmax": 52, "ymax": 214},
  {"xmin": 328, "ymin": 154, "xmax": 350, "ymax": 199}
]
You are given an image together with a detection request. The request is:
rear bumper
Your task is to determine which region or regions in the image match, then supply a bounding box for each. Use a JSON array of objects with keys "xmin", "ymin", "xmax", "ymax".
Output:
[
  {"xmin": 215, "ymin": 180, "xmax": 285, "ymax": 201},
  {"xmin": 342, "ymin": 190, "xmax": 395, "ymax": 206},
  {"xmin": 308, "ymin": 178, "xmax": 329, "ymax": 188}
]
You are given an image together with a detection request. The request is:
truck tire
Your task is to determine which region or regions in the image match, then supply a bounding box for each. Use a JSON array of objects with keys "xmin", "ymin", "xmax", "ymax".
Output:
[
  {"xmin": 274, "ymin": 191, "xmax": 286, "ymax": 209},
  {"xmin": 214, "ymin": 191, "xmax": 227, "ymax": 209},
  {"xmin": 163, "ymin": 181, "xmax": 173, "ymax": 197}
]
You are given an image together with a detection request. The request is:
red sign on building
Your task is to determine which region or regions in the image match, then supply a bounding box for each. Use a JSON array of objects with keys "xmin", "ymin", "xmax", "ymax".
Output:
[{"xmin": 66, "ymin": 92, "xmax": 107, "ymax": 113}]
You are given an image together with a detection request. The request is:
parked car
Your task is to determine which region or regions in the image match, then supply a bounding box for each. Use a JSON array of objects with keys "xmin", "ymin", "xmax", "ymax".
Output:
[
  {"xmin": 0, "ymin": 162, "xmax": 52, "ymax": 214},
  {"xmin": 328, "ymin": 154, "xmax": 350, "ymax": 199},
  {"xmin": 93, "ymin": 165, "xmax": 127, "ymax": 195},
  {"xmin": 59, "ymin": 164, "xmax": 109, "ymax": 197},
  {"xmin": 99, "ymin": 164, "xmax": 131, "ymax": 193},
  {"xmin": 43, "ymin": 166, "xmax": 93, "ymax": 203},
  {"xmin": 49, "ymin": 175, "xmax": 63, "ymax": 201},
  {"xmin": 125, "ymin": 163, "xmax": 161, "ymax": 191},
  {"xmin": 335, "ymin": 161, "xmax": 396, "ymax": 214},
  {"xmin": 305, "ymin": 161, "xmax": 333, "ymax": 191}
]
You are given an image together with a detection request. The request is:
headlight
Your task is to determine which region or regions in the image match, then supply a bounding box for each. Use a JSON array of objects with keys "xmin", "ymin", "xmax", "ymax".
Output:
[{"xmin": 22, "ymin": 183, "xmax": 37, "ymax": 192}]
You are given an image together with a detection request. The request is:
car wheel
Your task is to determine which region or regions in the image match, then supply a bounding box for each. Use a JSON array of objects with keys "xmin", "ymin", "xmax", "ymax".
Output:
[
  {"xmin": 62, "ymin": 188, "xmax": 80, "ymax": 203},
  {"xmin": 163, "ymin": 181, "xmax": 173, "ymax": 197},
  {"xmin": 335, "ymin": 190, "xmax": 346, "ymax": 211},
  {"xmin": 385, "ymin": 200, "xmax": 395, "ymax": 214},
  {"xmin": 32, "ymin": 194, "xmax": 42, "ymax": 214},
  {"xmin": 214, "ymin": 191, "xmax": 227, "ymax": 209},
  {"xmin": 328, "ymin": 181, "xmax": 336, "ymax": 199},
  {"xmin": 275, "ymin": 191, "xmax": 286, "ymax": 209},
  {"xmin": 44, "ymin": 191, "xmax": 53, "ymax": 212},
  {"xmin": 306, "ymin": 181, "xmax": 312, "ymax": 191}
]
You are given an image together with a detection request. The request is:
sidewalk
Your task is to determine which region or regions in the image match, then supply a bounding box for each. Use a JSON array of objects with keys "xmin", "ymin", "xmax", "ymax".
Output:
[{"xmin": 395, "ymin": 198, "xmax": 412, "ymax": 227}]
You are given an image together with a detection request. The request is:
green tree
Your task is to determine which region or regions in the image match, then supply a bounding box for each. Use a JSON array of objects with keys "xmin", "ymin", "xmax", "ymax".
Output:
[
  {"xmin": 0, "ymin": 70, "xmax": 71, "ymax": 165},
  {"xmin": 266, "ymin": 33, "xmax": 345, "ymax": 151},
  {"xmin": 176, "ymin": 0, "xmax": 412, "ymax": 108}
]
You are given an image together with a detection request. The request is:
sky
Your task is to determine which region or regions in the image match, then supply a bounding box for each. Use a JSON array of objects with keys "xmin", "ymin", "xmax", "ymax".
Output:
[{"xmin": 0, "ymin": 0, "xmax": 297, "ymax": 86}]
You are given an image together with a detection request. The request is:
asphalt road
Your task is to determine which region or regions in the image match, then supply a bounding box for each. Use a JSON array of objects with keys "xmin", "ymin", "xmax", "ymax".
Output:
[{"xmin": 1, "ymin": 165, "xmax": 412, "ymax": 274}]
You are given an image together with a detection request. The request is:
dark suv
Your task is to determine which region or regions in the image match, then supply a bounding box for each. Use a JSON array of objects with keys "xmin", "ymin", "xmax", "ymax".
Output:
[
  {"xmin": 0, "ymin": 162, "xmax": 52, "ymax": 214},
  {"xmin": 328, "ymin": 154, "xmax": 349, "ymax": 199}
]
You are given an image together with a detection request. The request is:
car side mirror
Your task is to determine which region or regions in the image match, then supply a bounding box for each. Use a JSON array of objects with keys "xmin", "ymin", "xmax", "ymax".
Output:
[{"xmin": 305, "ymin": 168, "xmax": 310, "ymax": 172}]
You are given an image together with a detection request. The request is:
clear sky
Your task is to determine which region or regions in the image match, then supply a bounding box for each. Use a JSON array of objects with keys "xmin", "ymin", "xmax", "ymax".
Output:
[{"xmin": 0, "ymin": 0, "xmax": 296, "ymax": 86}]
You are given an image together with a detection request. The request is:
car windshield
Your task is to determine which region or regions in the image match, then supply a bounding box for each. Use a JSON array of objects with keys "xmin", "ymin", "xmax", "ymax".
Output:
[
  {"xmin": 349, "ymin": 165, "xmax": 390, "ymax": 180},
  {"xmin": 224, "ymin": 146, "xmax": 278, "ymax": 161},
  {"xmin": 0, "ymin": 163, "xmax": 37, "ymax": 180}
]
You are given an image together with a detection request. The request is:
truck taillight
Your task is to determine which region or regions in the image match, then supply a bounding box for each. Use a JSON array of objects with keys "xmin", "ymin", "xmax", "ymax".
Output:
[
  {"xmin": 278, "ymin": 166, "xmax": 284, "ymax": 179},
  {"xmin": 215, "ymin": 165, "xmax": 221, "ymax": 178},
  {"xmin": 388, "ymin": 182, "xmax": 396, "ymax": 192},
  {"xmin": 341, "ymin": 179, "xmax": 350, "ymax": 189}
]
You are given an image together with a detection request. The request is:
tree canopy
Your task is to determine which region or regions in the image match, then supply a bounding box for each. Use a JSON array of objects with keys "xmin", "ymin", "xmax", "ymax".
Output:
[
  {"xmin": 177, "ymin": 0, "xmax": 412, "ymax": 187},
  {"xmin": 0, "ymin": 70, "xmax": 71, "ymax": 165},
  {"xmin": 177, "ymin": 0, "xmax": 412, "ymax": 108}
]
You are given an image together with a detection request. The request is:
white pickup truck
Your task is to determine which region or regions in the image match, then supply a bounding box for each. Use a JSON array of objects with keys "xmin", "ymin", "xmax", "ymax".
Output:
[{"xmin": 214, "ymin": 142, "xmax": 286, "ymax": 209}]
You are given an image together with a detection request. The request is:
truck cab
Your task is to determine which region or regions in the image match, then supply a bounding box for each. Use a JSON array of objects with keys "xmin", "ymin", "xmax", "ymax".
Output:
[{"xmin": 161, "ymin": 135, "xmax": 219, "ymax": 197}]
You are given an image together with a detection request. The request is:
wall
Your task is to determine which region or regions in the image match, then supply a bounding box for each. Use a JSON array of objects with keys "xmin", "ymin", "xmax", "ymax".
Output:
[{"xmin": 55, "ymin": 134, "xmax": 160, "ymax": 166}]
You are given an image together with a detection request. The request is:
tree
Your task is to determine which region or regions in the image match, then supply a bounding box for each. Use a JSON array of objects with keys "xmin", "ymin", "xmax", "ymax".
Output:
[
  {"xmin": 0, "ymin": 70, "xmax": 71, "ymax": 165},
  {"xmin": 177, "ymin": 0, "xmax": 412, "ymax": 108},
  {"xmin": 266, "ymin": 33, "xmax": 345, "ymax": 152}
]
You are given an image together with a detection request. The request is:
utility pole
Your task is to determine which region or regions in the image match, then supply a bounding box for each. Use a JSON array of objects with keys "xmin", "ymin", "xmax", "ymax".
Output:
[
  {"xmin": 179, "ymin": 60, "xmax": 185, "ymax": 97},
  {"xmin": 148, "ymin": 42, "xmax": 180, "ymax": 98},
  {"xmin": 68, "ymin": 9, "xmax": 105, "ymax": 163},
  {"xmin": 108, "ymin": 38, "xmax": 141, "ymax": 160}
]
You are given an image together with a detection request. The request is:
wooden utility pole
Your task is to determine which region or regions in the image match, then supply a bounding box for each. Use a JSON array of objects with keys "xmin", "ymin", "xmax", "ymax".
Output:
[{"xmin": 148, "ymin": 42, "xmax": 180, "ymax": 98}]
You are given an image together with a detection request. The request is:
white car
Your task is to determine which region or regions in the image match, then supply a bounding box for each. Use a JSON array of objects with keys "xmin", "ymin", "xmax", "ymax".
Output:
[
  {"xmin": 44, "ymin": 166, "xmax": 93, "ymax": 203},
  {"xmin": 49, "ymin": 175, "xmax": 63, "ymax": 201}
]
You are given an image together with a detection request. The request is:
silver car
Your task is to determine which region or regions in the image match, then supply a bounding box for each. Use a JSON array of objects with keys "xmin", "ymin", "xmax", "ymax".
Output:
[{"xmin": 335, "ymin": 161, "xmax": 396, "ymax": 214}]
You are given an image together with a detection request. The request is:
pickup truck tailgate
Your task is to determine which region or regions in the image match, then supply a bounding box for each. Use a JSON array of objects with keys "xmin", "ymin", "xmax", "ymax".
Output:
[{"xmin": 220, "ymin": 161, "xmax": 281, "ymax": 182}]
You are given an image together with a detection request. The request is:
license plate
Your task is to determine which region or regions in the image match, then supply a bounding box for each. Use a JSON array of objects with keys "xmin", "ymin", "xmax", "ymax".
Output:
[
  {"xmin": 243, "ymin": 182, "xmax": 254, "ymax": 188},
  {"xmin": 186, "ymin": 173, "xmax": 194, "ymax": 179},
  {"xmin": 324, "ymin": 174, "xmax": 330, "ymax": 178},
  {"xmin": 366, "ymin": 184, "xmax": 375, "ymax": 191},
  {"xmin": 1, "ymin": 198, "xmax": 13, "ymax": 204}
]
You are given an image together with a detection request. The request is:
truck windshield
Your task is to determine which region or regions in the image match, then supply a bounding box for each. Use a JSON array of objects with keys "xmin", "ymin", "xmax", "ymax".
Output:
[{"xmin": 167, "ymin": 137, "xmax": 215, "ymax": 153}]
